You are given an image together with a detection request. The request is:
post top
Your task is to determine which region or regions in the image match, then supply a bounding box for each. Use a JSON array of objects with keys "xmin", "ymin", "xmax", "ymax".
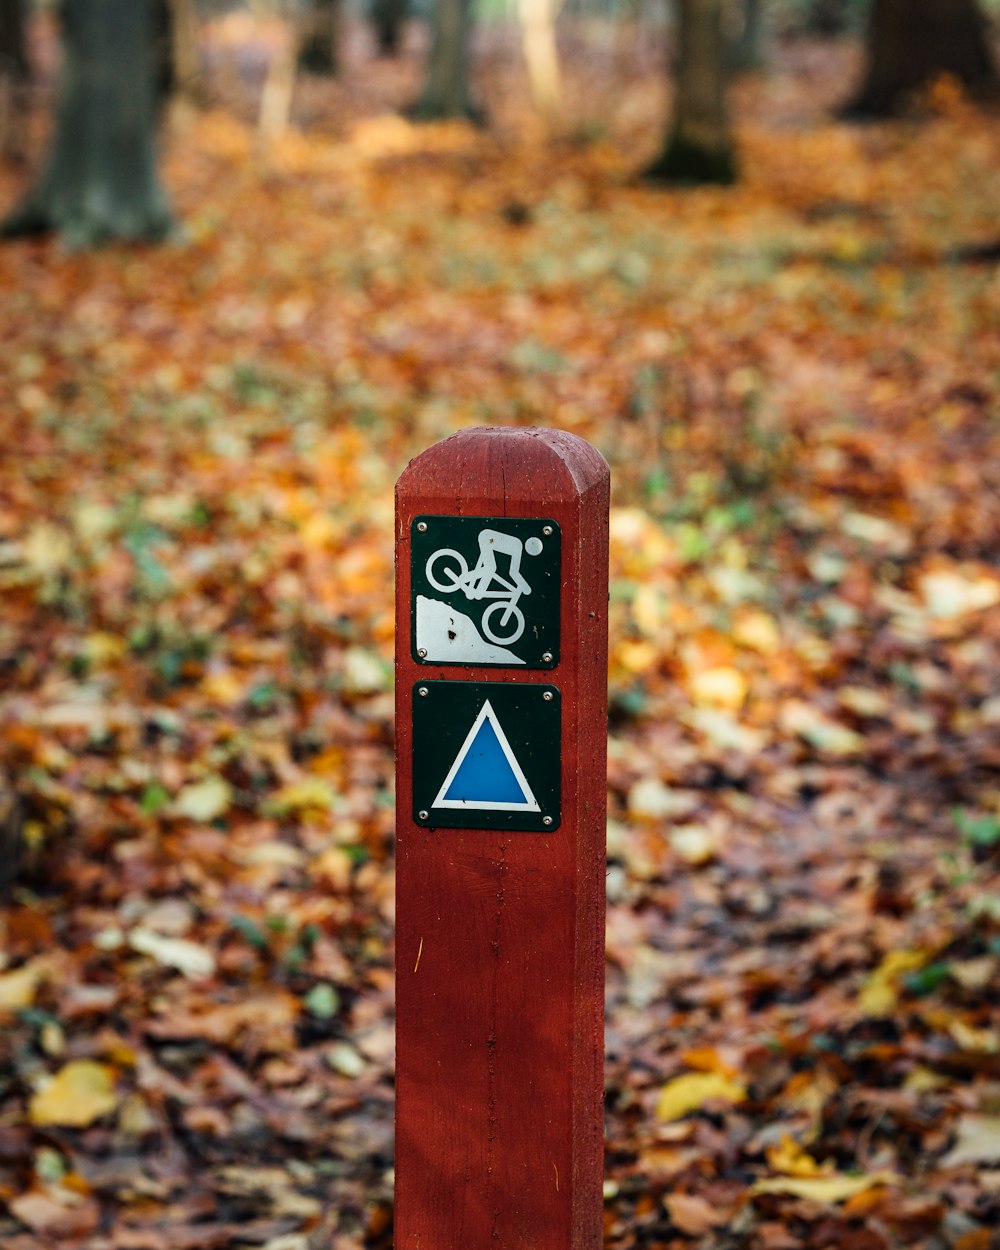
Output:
[{"xmin": 396, "ymin": 426, "xmax": 609, "ymax": 509}]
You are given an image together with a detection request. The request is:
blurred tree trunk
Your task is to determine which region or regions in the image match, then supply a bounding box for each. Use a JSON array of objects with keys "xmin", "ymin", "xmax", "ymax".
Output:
[
  {"xmin": 807, "ymin": 0, "xmax": 850, "ymax": 36},
  {"xmin": 2, "ymin": 0, "xmax": 172, "ymax": 246},
  {"xmin": 0, "ymin": 773, "xmax": 22, "ymax": 898},
  {"xmin": 519, "ymin": 0, "xmax": 563, "ymax": 125},
  {"xmin": 844, "ymin": 0, "xmax": 1000, "ymax": 116},
  {"xmin": 728, "ymin": 0, "xmax": 765, "ymax": 72},
  {"xmin": 167, "ymin": 0, "xmax": 203, "ymax": 103},
  {"xmin": 299, "ymin": 0, "xmax": 342, "ymax": 75},
  {"xmin": 372, "ymin": 0, "xmax": 409, "ymax": 56},
  {"xmin": 410, "ymin": 0, "xmax": 480, "ymax": 121},
  {"xmin": 0, "ymin": 0, "xmax": 29, "ymax": 162},
  {"xmin": 645, "ymin": 0, "xmax": 735, "ymax": 184}
]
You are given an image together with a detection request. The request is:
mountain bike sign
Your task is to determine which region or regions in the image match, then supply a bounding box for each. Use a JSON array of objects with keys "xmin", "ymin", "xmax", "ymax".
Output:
[{"xmin": 410, "ymin": 516, "xmax": 560, "ymax": 668}]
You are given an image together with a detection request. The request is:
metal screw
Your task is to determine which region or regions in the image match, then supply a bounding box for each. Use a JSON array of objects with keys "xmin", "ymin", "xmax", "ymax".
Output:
[
  {"xmin": 543, "ymin": 816, "xmax": 553, "ymax": 826},
  {"xmin": 418, "ymin": 686, "xmax": 428, "ymax": 696},
  {"xmin": 542, "ymin": 525, "xmax": 553, "ymax": 536},
  {"xmin": 542, "ymin": 652, "xmax": 553, "ymax": 663},
  {"xmin": 542, "ymin": 690, "xmax": 553, "ymax": 701},
  {"xmin": 417, "ymin": 648, "xmax": 428, "ymax": 658},
  {"xmin": 417, "ymin": 521, "xmax": 427, "ymax": 532},
  {"xmin": 418, "ymin": 810, "xmax": 429, "ymax": 820}
]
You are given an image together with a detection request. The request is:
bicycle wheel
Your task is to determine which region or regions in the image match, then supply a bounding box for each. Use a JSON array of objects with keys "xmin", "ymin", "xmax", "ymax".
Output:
[
  {"xmin": 426, "ymin": 549, "xmax": 469, "ymax": 593},
  {"xmin": 482, "ymin": 601, "xmax": 525, "ymax": 645}
]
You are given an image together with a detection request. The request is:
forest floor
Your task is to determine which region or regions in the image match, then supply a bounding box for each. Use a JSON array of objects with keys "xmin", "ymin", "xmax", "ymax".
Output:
[{"xmin": 1, "ymin": 19, "xmax": 1000, "ymax": 1250}]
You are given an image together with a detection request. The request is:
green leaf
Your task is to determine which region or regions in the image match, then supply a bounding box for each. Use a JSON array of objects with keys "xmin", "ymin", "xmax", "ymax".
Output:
[
  {"xmin": 140, "ymin": 783, "xmax": 170, "ymax": 814},
  {"xmin": 303, "ymin": 983, "xmax": 340, "ymax": 1020},
  {"xmin": 903, "ymin": 962, "xmax": 951, "ymax": 997},
  {"xmin": 953, "ymin": 808, "xmax": 1000, "ymax": 848}
]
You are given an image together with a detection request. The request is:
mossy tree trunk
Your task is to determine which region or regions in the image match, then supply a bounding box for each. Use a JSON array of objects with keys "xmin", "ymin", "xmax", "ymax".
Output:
[
  {"xmin": 844, "ymin": 0, "xmax": 1000, "ymax": 117},
  {"xmin": 2, "ymin": 0, "xmax": 172, "ymax": 247},
  {"xmin": 410, "ymin": 0, "xmax": 480, "ymax": 122},
  {"xmin": 645, "ymin": 0, "xmax": 736, "ymax": 185},
  {"xmin": 298, "ymin": 0, "xmax": 342, "ymax": 76},
  {"xmin": 372, "ymin": 0, "xmax": 409, "ymax": 57}
]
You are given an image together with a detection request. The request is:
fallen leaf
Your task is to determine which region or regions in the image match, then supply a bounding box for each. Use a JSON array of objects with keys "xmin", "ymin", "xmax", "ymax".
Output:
[
  {"xmin": 174, "ymin": 775, "xmax": 232, "ymax": 822},
  {"xmin": 129, "ymin": 928, "xmax": 216, "ymax": 978},
  {"xmin": 656, "ymin": 1071, "xmax": 748, "ymax": 1122},
  {"xmin": 752, "ymin": 1172, "xmax": 897, "ymax": 1202},
  {"xmin": 29, "ymin": 1060, "xmax": 119, "ymax": 1127},
  {"xmin": 859, "ymin": 948, "xmax": 928, "ymax": 1017},
  {"xmin": 9, "ymin": 1189, "xmax": 100, "ymax": 1236},
  {"xmin": 0, "ymin": 959, "xmax": 48, "ymax": 1011},
  {"xmin": 665, "ymin": 1192, "xmax": 725, "ymax": 1235},
  {"xmin": 941, "ymin": 1116, "xmax": 1000, "ymax": 1167}
]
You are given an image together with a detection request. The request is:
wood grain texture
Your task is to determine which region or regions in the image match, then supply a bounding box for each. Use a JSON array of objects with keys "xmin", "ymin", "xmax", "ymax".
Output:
[{"xmin": 395, "ymin": 428, "xmax": 609, "ymax": 1249}]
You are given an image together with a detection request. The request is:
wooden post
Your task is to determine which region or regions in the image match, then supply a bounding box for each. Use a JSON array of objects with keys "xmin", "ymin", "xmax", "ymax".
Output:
[{"xmin": 395, "ymin": 427, "xmax": 609, "ymax": 1250}]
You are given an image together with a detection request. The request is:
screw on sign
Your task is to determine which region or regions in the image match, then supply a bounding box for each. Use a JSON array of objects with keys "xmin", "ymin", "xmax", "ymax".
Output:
[{"xmin": 395, "ymin": 428, "xmax": 610, "ymax": 1250}]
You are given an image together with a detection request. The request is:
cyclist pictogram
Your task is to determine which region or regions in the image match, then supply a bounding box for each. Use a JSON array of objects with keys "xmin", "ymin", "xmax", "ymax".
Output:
[
  {"xmin": 411, "ymin": 516, "xmax": 560, "ymax": 668},
  {"xmin": 425, "ymin": 527, "xmax": 544, "ymax": 645}
]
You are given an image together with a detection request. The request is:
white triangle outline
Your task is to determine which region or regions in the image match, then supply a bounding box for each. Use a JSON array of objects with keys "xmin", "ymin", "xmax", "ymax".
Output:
[{"xmin": 432, "ymin": 699, "xmax": 541, "ymax": 812}]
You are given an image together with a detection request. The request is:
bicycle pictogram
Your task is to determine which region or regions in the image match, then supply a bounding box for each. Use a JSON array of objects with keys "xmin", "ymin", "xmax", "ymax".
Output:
[{"xmin": 425, "ymin": 527, "xmax": 545, "ymax": 646}]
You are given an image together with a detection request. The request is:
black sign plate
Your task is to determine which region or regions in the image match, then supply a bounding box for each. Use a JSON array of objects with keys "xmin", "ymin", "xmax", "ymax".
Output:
[
  {"xmin": 411, "ymin": 516, "xmax": 560, "ymax": 669},
  {"xmin": 412, "ymin": 681, "xmax": 561, "ymax": 831}
]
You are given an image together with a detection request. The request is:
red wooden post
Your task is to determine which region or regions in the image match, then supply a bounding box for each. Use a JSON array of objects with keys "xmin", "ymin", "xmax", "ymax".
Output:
[{"xmin": 395, "ymin": 427, "xmax": 609, "ymax": 1250}]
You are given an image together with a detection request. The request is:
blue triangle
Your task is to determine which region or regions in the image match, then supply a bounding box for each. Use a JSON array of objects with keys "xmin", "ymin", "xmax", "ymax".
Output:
[{"xmin": 442, "ymin": 716, "xmax": 529, "ymax": 805}]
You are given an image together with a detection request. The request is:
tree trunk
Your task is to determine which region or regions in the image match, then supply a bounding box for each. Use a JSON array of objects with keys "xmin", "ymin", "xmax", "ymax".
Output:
[
  {"xmin": 372, "ymin": 0, "xmax": 409, "ymax": 57},
  {"xmin": 298, "ymin": 0, "xmax": 342, "ymax": 76},
  {"xmin": 410, "ymin": 0, "xmax": 480, "ymax": 122},
  {"xmin": 168, "ymin": 0, "xmax": 203, "ymax": 103},
  {"xmin": 0, "ymin": 773, "xmax": 23, "ymax": 899},
  {"xmin": 844, "ymin": 0, "xmax": 1000, "ymax": 117},
  {"xmin": 0, "ymin": 0, "xmax": 28, "ymax": 80},
  {"xmin": 2, "ymin": 0, "xmax": 172, "ymax": 246},
  {"xmin": 806, "ymin": 0, "xmax": 850, "ymax": 36},
  {"xmin": 0, "ymin": 0, "xmax": 29, "ymax": 162},
  {"xmin": 728, "ymin": 0, "xmax": 765, "ymax": 72},
  {"xmin": 645, "ymin": 0, "xmax": 736, "ymax": 184},
  {"xmin": 519, "ymin": 0, "xmax": 563, "ymax": 125}
]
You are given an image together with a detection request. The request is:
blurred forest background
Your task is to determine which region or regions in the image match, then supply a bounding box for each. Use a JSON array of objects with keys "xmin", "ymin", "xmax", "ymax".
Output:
[{"xmin": 1, "ymin": 1, "xmax": 1000, "ymax": 1247}]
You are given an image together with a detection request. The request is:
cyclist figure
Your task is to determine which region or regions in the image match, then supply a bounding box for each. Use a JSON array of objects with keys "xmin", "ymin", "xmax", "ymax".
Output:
[{"xmin": 468, "ymin": 528, "xmax": 531, "ymax": 600}]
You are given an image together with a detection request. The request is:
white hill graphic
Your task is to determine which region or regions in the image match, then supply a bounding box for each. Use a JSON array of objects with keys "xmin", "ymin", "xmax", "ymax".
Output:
[{"xmin": 415, "ymin": 595, "xmax": 524, "ymax": 665}]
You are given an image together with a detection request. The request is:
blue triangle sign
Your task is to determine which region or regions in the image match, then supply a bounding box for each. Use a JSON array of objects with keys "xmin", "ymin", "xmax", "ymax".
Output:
[{"xmin": 433, "ymin": 700, "xmax": 540, "ymax": 812}]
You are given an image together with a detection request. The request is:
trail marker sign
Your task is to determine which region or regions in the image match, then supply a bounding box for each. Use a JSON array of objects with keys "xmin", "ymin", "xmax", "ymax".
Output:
[
  {"xmin": 411, "ymin": 515, "xmax": 561, "ymax": 668},
  {"xmin": 395, "ymin": 427, "xmax": 609, "ymax": 1250},
  {"xmin": 412, "ymin": 681, "xmax": 561, "ymax": 830}
]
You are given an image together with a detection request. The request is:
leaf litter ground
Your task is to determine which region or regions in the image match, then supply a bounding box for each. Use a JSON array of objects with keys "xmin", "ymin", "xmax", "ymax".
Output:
[{"xmin": 1, "ymin": 25, "xmax": 999, "ymax": 1250}]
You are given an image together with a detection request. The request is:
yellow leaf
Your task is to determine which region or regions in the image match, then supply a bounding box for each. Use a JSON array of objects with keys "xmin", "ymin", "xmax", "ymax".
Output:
[
  {"xmin": 656, "ymin": 1071, "xmax": 747, "ymax": 1122},
  {"xmin": 265, "ymin": 778, "xmax": 337, "ymax": 815},
  {"xmin": 201, "ymin": 669, "xmax": 245, "ymax": 705},
  {"xmin": 733, "ymin": 609, "xmax": 780, "ymax": 655},
  {"xmin": 689, "ymin": 666, "xmax": 747, "ymax": 710},
  {"xmin": 859, "ymin": 948, "xmax": 928, "ymax": 1017},
  {"xmin": 752, "ymin": 1172, "xmax": 896, "ymax": 1203},
  {"xmin": 616, "ymin": 640, "xmax": 659, "ymax": 675},
  {"xmin": 174, "ymin": 775, "xmax": 232, "ymax": 822},
  {"xmin": 81, "ymin": 632, "xmax": 127, "ymax": 667},
  {"xmin": 766, "ymin": 1134, "xmax": 836, "ymax": 1178},
  {"xmin": 670, "ymin": 824, "xmax": 720, "ymax": 866},
  {"xmin": 679, "ymin": 1046, "xmax": 740, "ymax": 1078},
  {"xmin": 30, "ymin": 1060, "xmax": 119, "ymax": 1128},
  {"xmin": 0, "ymin": 960, "xmax": 48, "ymax": 1012},
  {"xmin": 948, "ymin": 1020, "xmax": 999, "ymax": 1055}
]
